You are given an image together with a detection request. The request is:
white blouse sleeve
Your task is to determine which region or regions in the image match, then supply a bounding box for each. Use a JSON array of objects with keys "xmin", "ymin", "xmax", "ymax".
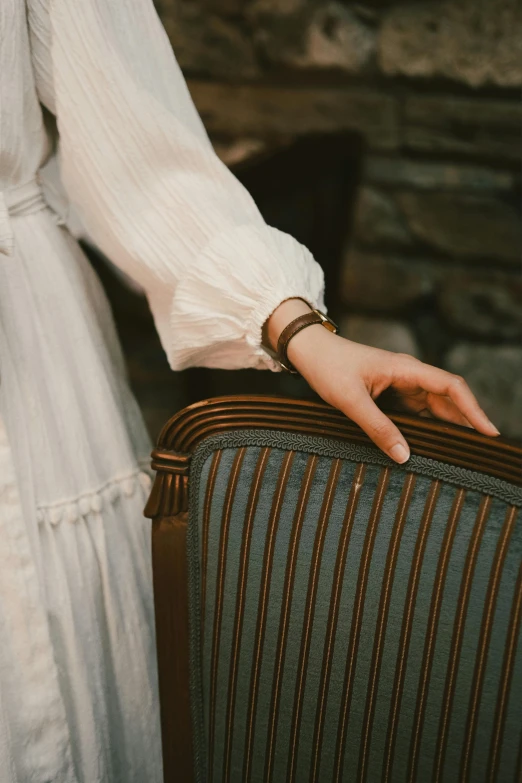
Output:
[{"xmin": 34, "ymin": 0, "xmax": 325, "ymax": 371}]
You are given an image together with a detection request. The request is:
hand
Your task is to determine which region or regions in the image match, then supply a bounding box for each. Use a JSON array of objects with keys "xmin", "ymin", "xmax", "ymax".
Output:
[{"xmin": 265, "ymin": 299, "xmax": 500, "ymax": 464}]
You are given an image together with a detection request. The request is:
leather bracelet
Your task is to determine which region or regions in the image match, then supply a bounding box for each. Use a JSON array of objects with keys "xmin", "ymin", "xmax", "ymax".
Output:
[{"xmin": 277, "ymin": 309, "xmax": 338, "ymax": 374}]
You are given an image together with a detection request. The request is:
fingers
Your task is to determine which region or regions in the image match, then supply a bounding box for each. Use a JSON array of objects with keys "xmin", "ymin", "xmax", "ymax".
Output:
[
  {"xmin": 399, "ymin": 392, "xmax": 472, "ymax": 428},
  {"xmin": 341, "ymin": 387, "xmax": 410, "ymax": 464},
  {"xmin": 426, "ymin": 393, "xmax": 472, "ymax": 428},
  {"xmin": 396, "ymin": 358, "xmax": 499, "ymax": 436}
]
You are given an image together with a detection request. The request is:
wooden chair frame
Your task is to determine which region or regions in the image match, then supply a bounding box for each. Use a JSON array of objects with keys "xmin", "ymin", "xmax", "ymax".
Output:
[{"xmin": 144, "ymin": 395, "xmax": 522, "ymax": 783}]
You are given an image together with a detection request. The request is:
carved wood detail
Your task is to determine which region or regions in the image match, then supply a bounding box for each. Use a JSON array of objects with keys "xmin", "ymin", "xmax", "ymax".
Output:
[{"xmin": 146, "ymin": 396, "xmax": 521, "ymax": 517}]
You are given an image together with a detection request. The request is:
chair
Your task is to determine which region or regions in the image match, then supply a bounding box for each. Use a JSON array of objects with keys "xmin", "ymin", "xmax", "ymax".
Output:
[{"xmin": 144, "ymin": 395, "xmax": 522, "ymax": 783}]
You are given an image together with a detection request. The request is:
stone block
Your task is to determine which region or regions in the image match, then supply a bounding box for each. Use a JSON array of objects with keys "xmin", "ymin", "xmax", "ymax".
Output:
[
  {"xmin": 341, "ymin": 249, "xmax": 521, "ymax": 341},
  {"xmin": 253, "ymin": 2, "xmax": 377, "ymax": 73},
  {"xmin": 365, "ymin": 156, "xmax": 517, "ymax": 193},
  {"xmin": 353, "ymin": 187, "xmax": 413, "ymax": 247},
  {"xmin": 299, "ymin": 4, "xmax": 376, "ymax": 72},
  {"xmin": 339, "ymin": 315, "xmax": 421, "ymax": 357},
  {"xmin": 438, "ymin": 271, "xmax": 522, "ymax": 340},
  {"xmin": 352, "ymin": 187, "xmax": 520, "ymax": 265},
  {"xmin": 445, "ymin": 344, "xmax": 522, "ymax": 438},
  {"xmin": 340, "ymin": 249, "xmax": 439, "ymax": 312},
  {"xmin": 403, "ymin": 95, "xmax": 522, "ymax": 163},
  {"xmin": 396, "ymin": 192, "xmax": 521, "ymax": 265},
  {"xmin": 379, "ymin": 0, "xmax": 522, "ymax": 88},
  {"xmin": 188, "ymin": 81, "xmax": 399, "ymax": 149},
  {"xmin": 156, "ymin": 1, "xmax": 259, "ymax": 79}
]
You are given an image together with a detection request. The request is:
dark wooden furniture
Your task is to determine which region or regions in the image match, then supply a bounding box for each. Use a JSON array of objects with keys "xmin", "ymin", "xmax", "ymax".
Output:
[{"xmin": 145, "ymin": 395, "xmax": 522, "ymax": 783}]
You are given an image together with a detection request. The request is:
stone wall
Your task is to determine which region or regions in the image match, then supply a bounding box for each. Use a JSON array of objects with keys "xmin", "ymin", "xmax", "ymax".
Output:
[{"xmin": 154, "ymin": 0, "xmax": 522, "ymax": 437}]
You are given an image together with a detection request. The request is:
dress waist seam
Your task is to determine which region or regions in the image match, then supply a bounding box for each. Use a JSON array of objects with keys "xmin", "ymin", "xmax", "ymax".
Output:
[
  {"xmin": 3, "ymin": 175, "xmax": 47, "ymax": 216},
  {"xmin": 0, "ymin": 173, "xmax": 64, "ymax": 256}
]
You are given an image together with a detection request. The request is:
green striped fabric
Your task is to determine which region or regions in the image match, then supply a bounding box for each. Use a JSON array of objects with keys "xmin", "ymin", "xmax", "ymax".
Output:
[{"xmin": 186, "ymin": 432, "xmax": 522, "ymax": 783}]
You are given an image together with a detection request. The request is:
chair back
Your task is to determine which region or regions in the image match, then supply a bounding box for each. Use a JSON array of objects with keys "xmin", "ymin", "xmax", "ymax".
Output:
[{"xmin": 145, "ymin": 396, "xmax": 522, "ymax": 783}]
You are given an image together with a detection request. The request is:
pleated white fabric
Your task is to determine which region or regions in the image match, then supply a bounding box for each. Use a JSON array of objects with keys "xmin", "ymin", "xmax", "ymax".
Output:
[{"xmin": 0, "ymin": 0, "xmax": 324, "ymax": 780}]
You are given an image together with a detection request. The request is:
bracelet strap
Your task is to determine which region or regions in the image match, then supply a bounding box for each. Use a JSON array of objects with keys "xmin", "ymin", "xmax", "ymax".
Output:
[{"xmin": 277, "ymin": 312, "xmax": 324, "ymax": 373}]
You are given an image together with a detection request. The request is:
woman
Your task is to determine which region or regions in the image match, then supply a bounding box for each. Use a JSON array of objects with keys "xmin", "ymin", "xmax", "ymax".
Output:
[{"xmin": 0, "ymin": 0, "xmax": 499, "ymax": 781}]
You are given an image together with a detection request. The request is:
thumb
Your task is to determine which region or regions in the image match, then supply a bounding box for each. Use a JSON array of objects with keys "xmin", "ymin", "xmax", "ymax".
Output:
[{"xmin": 342, "ymin": 389, "xmax": 410, "ymax": 464}]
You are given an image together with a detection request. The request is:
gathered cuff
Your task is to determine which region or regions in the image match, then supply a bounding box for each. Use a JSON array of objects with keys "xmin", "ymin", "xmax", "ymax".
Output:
[{"xmin": 155, "ymin": 223, "xmax": 325, "ymax": 371}]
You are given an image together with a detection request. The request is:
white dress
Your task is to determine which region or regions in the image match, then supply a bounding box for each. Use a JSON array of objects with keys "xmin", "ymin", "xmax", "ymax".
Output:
[{"xmin": 0, "ymin": 1, "xmax": 325, "ymax": 781}]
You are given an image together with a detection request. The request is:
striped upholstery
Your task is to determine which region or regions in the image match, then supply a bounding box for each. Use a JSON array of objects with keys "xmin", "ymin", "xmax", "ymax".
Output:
[{"xmin": 186, "ymin": 431, "xmax": 522, "ymax": 783}]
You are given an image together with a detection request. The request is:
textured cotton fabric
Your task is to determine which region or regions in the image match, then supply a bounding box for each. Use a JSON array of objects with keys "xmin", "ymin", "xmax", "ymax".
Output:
[{"xmin": 0, "ymin": 0, "xmax": 325, "ymax": 781}]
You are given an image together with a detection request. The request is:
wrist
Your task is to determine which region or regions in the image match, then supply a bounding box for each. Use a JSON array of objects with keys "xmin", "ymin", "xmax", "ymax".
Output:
[
  {"xmin": 286, "ymin": 318, "xmax": 336, "ymax": 370},
  {"xmin": 264, "ymin": 297, "xmax": 313, "ymax": 352}
]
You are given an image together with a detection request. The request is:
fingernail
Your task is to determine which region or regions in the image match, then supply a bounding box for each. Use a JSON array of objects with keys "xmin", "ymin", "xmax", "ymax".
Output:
[
  {"xmin": 488, "ymin": 420, "xmax": 500, "ymax": 435},
  {"xmin": 390, "ymin": 443, "xmax": 410, "ymax": 464}
]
